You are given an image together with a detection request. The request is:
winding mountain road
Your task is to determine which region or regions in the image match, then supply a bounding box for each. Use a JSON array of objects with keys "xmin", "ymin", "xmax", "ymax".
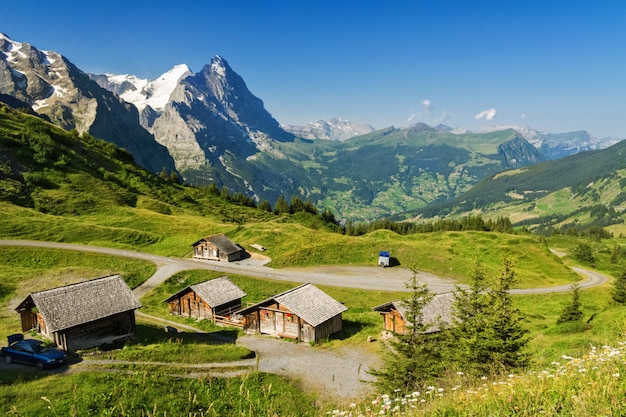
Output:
[{"xmin": 0, "ymin": 239, "xmax": 608, "ymax": 296}]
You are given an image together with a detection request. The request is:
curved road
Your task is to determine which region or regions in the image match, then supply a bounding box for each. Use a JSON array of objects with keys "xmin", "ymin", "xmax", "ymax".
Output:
[{"xmin": 0, "ymin": 239, "xmax": 608, "ymax": 296}]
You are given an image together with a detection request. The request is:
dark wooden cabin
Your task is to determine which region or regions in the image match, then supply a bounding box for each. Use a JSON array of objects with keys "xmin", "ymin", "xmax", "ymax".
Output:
[
  {"xmin": 15, "ymin": 275, "xmax": 141, "ymax": 352},
  {"xmin": 373, "ymin": 293, "xmax": 454, "ymax": 335},
  {"xmin": 236, "ymin": 283, "xmax": 347, "ymax": 343},
  {"xmin": 192, "ymin": 233, "xmax": 244, "ymax": 262},
  {"xmin": 165, "ymin": 276, "xmax": 246, "ymax": 321}
]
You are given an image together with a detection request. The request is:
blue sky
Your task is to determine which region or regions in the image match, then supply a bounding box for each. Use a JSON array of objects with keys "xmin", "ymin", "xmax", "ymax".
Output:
[{"xmin": 3, "ymin": 1, "xmax": 626, "ymax": 137}]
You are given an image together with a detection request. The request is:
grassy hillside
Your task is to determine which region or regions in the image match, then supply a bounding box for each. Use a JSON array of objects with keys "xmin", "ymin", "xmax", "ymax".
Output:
[{"xmin": 410, "ymin": 139, "xmax": 626, "ymax": 233}]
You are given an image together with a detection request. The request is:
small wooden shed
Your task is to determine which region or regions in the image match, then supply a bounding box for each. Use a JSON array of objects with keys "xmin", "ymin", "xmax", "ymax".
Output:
[
  {"xmin": 192, "ymin": 233, "xmax": 244, "ymax": 262},
  {"xmin": 236, "ymin": 283, "xmax": 347, "ymax": 343},
  {"xmin": 165, "ymin": 276, "xmax": 246, "ymax": 321},
  {"xmin": 15, "ymin": 275, "xmax": 141, "ymax": 352},
  {"xmin": 373, "ymin": 293, "xmax": 454, "ymax": 335}
]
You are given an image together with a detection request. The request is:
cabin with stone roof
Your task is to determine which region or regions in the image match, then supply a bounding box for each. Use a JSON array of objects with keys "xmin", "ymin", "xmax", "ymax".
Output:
[
  {"xmin": 373, "ymin": 293, "xmax": 454, "ymax": 335},
  {"xmin": 192, "ymin": 233, "xmax": 244, "ymax": 262},
  {"xmin": 236, "ymin": 283, "xmax": 347, "ymax": 343},
  {"xmin": 15, "ymin": 275, "xmax": 142, "ymax": 352},
  {"xmin": 165, "ymin": 276, "xmax": 246, "ymax": 321}
]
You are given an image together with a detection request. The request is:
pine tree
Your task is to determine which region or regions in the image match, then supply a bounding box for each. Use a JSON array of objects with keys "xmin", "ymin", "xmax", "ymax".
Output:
[
  {"xmin": 448, "ymin": 258, "xmax": 492, "ymax": 372},
  {"xmin": 449, "ymin": 257, "xmax": 530, "ymax": 376},
  {"xmin": 557, "ymin": 284, "xmax": 584, "ymax": 324},
  {"xmin": 484, "ymin": 257, "xmax": 530, "ymax": 372},
  {"xmin": 374, "ymin": 269, "xmax": 443, "ymax": 393},
  {"xmin": 613, "ymin": 269, "xmax": 626, "ymax": 304}
]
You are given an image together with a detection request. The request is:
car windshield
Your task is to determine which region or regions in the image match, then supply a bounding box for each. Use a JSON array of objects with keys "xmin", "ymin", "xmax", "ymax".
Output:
[{"xmin": 29, "ymin": 342, "xmax": 45, "ymax": 353}]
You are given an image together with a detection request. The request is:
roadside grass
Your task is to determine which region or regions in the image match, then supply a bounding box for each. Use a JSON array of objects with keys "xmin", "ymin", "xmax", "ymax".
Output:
[
  {"xmin": 0, "ymin": 371, "xmax": 319, "ymax": 416},
  {"xmin": 0, "ymin": 201, "xmax": 583, "ymax": 289}
]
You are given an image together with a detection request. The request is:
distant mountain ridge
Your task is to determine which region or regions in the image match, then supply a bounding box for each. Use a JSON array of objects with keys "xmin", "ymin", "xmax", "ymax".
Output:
[{"xmin": 282, "ymin": 118, "xmax": 376, "ymax": 141}]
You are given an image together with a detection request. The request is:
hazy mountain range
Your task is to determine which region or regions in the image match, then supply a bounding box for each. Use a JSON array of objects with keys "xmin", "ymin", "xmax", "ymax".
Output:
[{"xmin": 0, "ymin": 32, "xmax": 622, "ymax": 221}]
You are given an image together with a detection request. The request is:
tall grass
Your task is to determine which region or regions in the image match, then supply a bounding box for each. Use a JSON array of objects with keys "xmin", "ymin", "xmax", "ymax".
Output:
[{"xmin": 0, "ymin": 371, "xmax": 319, "ymax": 416}]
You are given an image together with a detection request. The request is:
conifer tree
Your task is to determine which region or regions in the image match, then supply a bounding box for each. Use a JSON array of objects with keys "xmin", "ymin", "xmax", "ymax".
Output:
[
  {"xmin": 484, "ymin": 257, "xmax": 530, "ymax": 372},
  {"xmin": 374, "ymin": 269, "xmax": 443, "ymax": 393},
  {"xmin": 448, "ymin": 258, "xmax": 491, "ymax": 371},
  {"xmin": 613, "ymin": 269, "xmax": 626, "ymax": 304},
  {"xmin": 557, "ymin": 284, "xmax": 584, "ymax": 324},
  {"xmin": 449, "ymin": 257, "xmax": 530, "ymax": 376}
]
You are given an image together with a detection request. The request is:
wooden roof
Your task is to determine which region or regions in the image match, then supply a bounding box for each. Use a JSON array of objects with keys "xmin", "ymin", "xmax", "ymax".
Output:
[
  {"xmin": 192, "ymin": 233, "xmax": 241, "ymax": 255},
  {"xmin": 16, "ymin": 275, "xmax": 141, "ymax": 332},
  {"xmin": 164, "ymin": 276, "xmax": 246, "ymax": 306},
  {"xmin": 238, "ymin": 283, "xmax": 347, "ymax": 327},
  {"xmin": 373, "ymin": 292, "xmax": 454, "ymax": 333}
]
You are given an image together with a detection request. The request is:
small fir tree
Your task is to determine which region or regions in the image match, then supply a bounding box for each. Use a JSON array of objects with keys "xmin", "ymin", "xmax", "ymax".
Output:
[
  {"xmin": 449, "ymin": 257, "xmax": 530, "ymax": 376},
  {"xmin": 613, "ymin": 269, "xmax": 626, "ymax": 304},
  {"xmin": 557, "ymin": 284, "xmax": 584, "ymax": 324}
]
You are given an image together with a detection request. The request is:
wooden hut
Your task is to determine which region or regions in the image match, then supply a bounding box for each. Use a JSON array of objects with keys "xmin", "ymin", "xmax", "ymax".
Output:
[
  {"xmin": 192, "ymin": 233, "xmax": 244, "ymax": 262},
  {"xmin": 165, "ymin": 276, "xmax": 246, "ymax": 321},
  {"xmin": 373, "ymin": 293, "xmax": 454, "ymax": 335},
  {"xmin": 236, "ymin": 283, "xmax": 347, "ymax": 343},
  {"xmin": 15, "ymin": 275, "xmax": 141, "ymax": 352}
]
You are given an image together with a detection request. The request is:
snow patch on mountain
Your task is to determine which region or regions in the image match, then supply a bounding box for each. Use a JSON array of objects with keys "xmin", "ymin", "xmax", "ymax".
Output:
[
  {"xmin": 96, "ymin": 64, "xmax": 191, "ymax": 111},
  {"xmin": 283, "ymin": 117, "xmax": 375, "ymax": 141}
]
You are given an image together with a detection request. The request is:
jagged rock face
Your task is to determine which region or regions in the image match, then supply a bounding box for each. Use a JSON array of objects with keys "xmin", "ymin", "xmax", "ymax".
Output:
[
  {"xmin": 498, "ymin": 135, "xmax": 547, "ymax": 167},
  {"xmin": 151, "ymin": 56, "xmax": 293, "ymax": 174},
  {"xmin": 0, "ymin": 33, "xmax": 176, "ymax": 174},
  {"xmin": 282, "ymin": 117, "xmax": 376, "ymax": 141}
]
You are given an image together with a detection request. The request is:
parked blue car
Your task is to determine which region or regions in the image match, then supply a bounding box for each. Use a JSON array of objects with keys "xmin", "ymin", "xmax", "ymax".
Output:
[{"xmin": 1, "ymin": 334, "xmax": 67, "ymax": 370}]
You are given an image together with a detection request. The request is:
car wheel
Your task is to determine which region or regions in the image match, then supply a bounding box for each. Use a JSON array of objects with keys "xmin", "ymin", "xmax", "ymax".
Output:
[
  {"xmin": 35, "ymin": 361, "xmax": 44, "ymax": 370},
  {"xmin": 4, "ymin": 355, "xmax": 11, "ymax": 364}
]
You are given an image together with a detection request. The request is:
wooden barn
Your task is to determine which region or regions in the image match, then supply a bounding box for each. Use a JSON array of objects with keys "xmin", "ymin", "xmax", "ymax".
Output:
[
  {"xmin": 236, "ymin": 283, "xmax": 347, "ymax": 343},
  {"xmin": 373, "ymin": 293, "xmax": 454, "ymax": 335},
  {"xmin": 15, "ymin": 275, "xmax": 142, "ymax": 352},
  {"xmin": 165, "ymin": 276, "xmax": 246, "ymax": 321},
  {"xmin": 192, "ymin": 234, "xmax": 244, "ymax": 262}
]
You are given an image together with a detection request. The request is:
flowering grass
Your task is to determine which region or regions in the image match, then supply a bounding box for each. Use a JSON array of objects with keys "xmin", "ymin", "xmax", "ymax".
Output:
[{"xmin": 327, "ymin": 340, "xmax": 626, "ymax": 416}]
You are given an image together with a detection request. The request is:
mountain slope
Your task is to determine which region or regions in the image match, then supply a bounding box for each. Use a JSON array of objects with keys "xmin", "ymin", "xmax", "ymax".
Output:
[
  {"xmin": 412, "ymin": 139, "xmax": 626, "ymax": 230},
  {"xmin": 0, "ymin": 33, "xmax": 176, "ymax": 174}
]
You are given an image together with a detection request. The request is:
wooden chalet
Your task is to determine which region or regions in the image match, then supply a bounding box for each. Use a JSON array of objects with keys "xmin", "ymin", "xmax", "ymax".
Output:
[
  {"xmin": 236, "ymin": 283, "xmax": 347, "ymax": 343},
  {"xmin": 165, "ymin": 276, "xmax": 246, "ymax": 321},
  {"xmin": 15, "ymin": 275, "xmax": 141, "ymax": 352},
  {"xmin": 192, "ymin": 233, "xmax": 244, "ymax": 262},
  {"xmin": 373, "ymin": 293, "xmax": 454, "ymax": 335}
]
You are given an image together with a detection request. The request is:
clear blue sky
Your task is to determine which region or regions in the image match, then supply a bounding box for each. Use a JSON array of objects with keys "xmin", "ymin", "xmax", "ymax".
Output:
[{"xmin": 3, "ymin": 1, "xmax": 626, "ymax": 137}]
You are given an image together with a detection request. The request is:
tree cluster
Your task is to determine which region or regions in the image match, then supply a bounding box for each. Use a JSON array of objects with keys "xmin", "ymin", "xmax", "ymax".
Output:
[
  {"xmin": 375, "ymin": 257, "xmax": 530, "ymax": 393},
  {"xmin": 345, "ymin": 215, "xmax": 514, "ymax": 237}
]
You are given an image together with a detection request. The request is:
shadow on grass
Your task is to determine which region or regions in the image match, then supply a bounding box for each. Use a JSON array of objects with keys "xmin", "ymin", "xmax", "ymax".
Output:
[
  {"xmin": 328, "ymin": 319, "xmax": 367, "ymax": 341},
  {"xmin": 134, "ymin": 323, "xmax": 239, "ymax": 345}
]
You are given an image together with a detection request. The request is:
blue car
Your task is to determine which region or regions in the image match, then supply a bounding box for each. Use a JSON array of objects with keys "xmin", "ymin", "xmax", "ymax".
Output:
[{"xmin": 1, "ymin": 334, "xmax": 67, "ymax": 370}]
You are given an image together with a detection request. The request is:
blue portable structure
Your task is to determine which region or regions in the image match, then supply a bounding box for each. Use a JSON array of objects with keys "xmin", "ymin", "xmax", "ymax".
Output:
[{"xmin": 378, "ymin": 251, "xmax": 390, "ymax": 267}]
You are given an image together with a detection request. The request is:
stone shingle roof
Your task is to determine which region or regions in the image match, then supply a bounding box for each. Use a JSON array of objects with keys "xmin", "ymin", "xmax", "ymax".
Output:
[
  {"xmin": 16, "ymin": 275, "xmax": 141, "ymax": 332},
  {"xmin": 238, "ymin": 283, "xmax": 347, "ymax": 327},
  {"xmin": 164, "ymin": 276, "xmax": 246, "ymax": 307}
]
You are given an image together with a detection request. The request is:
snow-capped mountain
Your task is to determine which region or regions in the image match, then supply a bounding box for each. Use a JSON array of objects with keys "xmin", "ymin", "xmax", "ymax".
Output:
[
  {"xmin": 0, "ymin": 33, "xmax": 176, "ymax": 173},
  {"xmin": 282, "ymin": 117, "xmax": 375, "ymax": 141},
  {"xmin": 90, "ymin": 64, "xmax": 191, "ymax": 112}
]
